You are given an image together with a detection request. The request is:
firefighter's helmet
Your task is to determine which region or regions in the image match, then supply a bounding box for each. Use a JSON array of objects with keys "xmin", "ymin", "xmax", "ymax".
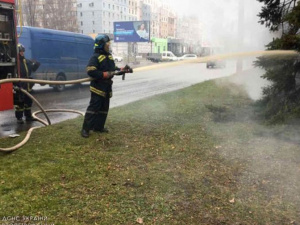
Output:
[
  {"xmin": 18, "ymin": 43, "xmax": 25, "ymax": 52},
  {"xmin": 94, "ymin": 34, "xmax": 110, "ymax": 50}
]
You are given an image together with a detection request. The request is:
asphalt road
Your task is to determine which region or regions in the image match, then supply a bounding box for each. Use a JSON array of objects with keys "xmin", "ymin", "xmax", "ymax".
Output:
[{"xmin": 0, "ymin": 61, "xmax": 237, "ymax": 138}]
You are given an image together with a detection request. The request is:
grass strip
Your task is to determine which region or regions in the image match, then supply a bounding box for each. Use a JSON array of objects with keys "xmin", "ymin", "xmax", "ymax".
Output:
[{"xmin": 0, "ymin": 78, "xmax": 299, "ymax": 225}]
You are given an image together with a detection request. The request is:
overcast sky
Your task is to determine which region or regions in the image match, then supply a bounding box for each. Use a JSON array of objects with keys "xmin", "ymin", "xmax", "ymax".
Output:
[{"xmin": 171, "ymin": 0, "xmax": 273, "ymax": 51}]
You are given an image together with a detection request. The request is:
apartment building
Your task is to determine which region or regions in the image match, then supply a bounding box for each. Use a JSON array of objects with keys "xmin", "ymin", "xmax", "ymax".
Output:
[
  {"xmin": 77, "ymin": 0, "xmax": 131, "ymax": 34},
  {"xmin": 176, "ymin": 16, "xmax": 202, "ymax": 54},
  {"xmin": 128, "ymin": 0, "xmax": 138, "ymax": 21},
  {"xmin": 21, "ymin": 0, "xmax": 203, "ymax": 56},
  {"xmin": 146, "ymin": 0, "xmax": 160, "ymax": 38}
]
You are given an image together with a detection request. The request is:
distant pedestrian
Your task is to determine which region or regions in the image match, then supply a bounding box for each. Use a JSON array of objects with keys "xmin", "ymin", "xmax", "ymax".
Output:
[
  {"xmin": 81, "ymin": 34, "xmax": 132, "ymax": 138},
  {"xmin": 14, "ymin": 43, "xmax": 40, "ymax": 124}
]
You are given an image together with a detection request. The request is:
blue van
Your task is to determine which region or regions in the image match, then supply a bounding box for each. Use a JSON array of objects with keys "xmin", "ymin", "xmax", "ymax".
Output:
[{"xmin": 17, "ymin": 26, "xmax": 94, "ymax": 91}]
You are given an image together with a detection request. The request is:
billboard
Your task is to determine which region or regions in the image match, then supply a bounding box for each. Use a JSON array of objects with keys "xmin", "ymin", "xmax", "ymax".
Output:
[{"xmin": 114, "ymin": 21, "xmax": 150, "ymax": 42}]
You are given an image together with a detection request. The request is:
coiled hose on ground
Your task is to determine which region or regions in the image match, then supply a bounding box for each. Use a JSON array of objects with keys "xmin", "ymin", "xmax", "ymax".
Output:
[{"xmin": 0, "ymin": 86, "xmax": 85, "ymax": 152}]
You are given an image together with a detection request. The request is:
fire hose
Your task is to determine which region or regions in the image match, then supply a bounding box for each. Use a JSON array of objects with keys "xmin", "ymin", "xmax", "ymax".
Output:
[
  {"xmin": 0, "ymin": 79, "xmax": 88, "ymax": 152},
  {"xmin": 0, "ymin": 87, "xmax": 85, "ymax": 152},
  {"xmin": 0, "ymin": 50, "xmax": 298, "ymax": 152},
  {"xmin": 0, "ymin": 74, "xmax": 129, "ymax": 152}
]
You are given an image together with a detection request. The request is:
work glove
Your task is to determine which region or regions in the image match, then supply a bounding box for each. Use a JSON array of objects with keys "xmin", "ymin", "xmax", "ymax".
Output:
[
  {"xmin": 31, "ymin": 59, "xmax": 40, "ymax": 72},
  {"xmin": 103, "ymin": 71, "xmax": 115, "ymax": 79}
]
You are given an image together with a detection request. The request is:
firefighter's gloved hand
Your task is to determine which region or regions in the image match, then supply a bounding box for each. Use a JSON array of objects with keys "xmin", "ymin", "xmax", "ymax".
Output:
[
  {"xmin": 103, "ymin": 71, "xmax": 115, "ymax": 79},
  {"xmin": 31, "ymin": 60, "xmax": 41, "ymax": 72}
]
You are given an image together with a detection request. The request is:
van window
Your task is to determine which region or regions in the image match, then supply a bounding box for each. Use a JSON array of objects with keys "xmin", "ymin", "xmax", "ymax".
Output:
[
  {"xmin": 38, "ymin": 39, "xmax": 77, "ymax": 59},
  {"xmin": 167, "ymin": 53, "xmax": 171, "ymax": 57}
]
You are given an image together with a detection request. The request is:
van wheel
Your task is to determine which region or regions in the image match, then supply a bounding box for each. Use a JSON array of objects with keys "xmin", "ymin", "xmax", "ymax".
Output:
[{"xmin": 54, "ymin": 74, "xmax": 66, "ymax": 92}]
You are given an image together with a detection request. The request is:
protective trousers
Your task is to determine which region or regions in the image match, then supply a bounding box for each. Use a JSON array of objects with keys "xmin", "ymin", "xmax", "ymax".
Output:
[
  {"xmin": 82, "ymin": 92, "xmax": 110, "ymax": 131},
  {"xmin": 14, "ymin": 91, "xmax": 33, "ymax": 119}
]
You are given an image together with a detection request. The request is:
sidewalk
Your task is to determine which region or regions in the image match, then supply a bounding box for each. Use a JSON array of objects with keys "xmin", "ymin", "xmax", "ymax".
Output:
[{"xmin": 0, "ymin": 59, "xmax": 157, "ymax": 138}]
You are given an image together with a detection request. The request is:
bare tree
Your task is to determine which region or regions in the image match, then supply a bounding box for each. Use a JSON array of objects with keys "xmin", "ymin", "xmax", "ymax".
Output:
[
  {"xmin": 21, "ymin": 0, "xmax": 40, "ymax": 27},
  {"xmin": 42, "ymin": 0, "xmax": 78, "ymax": 32}
]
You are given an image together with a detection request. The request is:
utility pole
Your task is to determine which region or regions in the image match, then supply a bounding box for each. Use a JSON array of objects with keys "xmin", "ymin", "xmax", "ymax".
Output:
[{"xmin": 236, "ymin": 0, "xmax": 245, "ymax": 74}]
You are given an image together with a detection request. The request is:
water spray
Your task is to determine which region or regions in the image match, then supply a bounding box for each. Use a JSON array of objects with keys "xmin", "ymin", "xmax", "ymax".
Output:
[{"xmin": 0, "ymin": 50, "xmax": 298, "ymax": 152}]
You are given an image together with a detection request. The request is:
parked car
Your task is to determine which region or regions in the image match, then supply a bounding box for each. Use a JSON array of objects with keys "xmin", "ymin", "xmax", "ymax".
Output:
[
  {"xmin": 146, "ymin": 53, "xmax": 162, "ymax": 62},
  {"xmin": 113, "ymin": 54, "xmax": 123, "ymax": 62},
  {"xmin": 161, "ymin": 51, "xmax": 178, "ymax": 61},
  {"xmin": 178, "ymin": 54, "xmax": 198, "ymax": 60},
  {"xmin": 206, "ymin": 60, "xmax": 226, "ymax": 68},
  {"xmin": 206, "ymin": 47, "xmax": 226, "ymax": 69}
]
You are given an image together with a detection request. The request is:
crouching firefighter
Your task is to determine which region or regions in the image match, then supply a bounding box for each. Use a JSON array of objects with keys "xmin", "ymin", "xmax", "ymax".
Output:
[
  {"xmin": 81, "ymin": 34, "xmax": 133, "ymax": 138},
  {"xmin": 14, "ymin": 43, "xmax": 40, "ymax": 124}
]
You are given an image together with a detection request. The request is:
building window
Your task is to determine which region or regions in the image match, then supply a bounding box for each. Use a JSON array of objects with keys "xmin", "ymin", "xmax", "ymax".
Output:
[
  {"xmin": 89, "ymin": 2, "xmax": 94, "ymax": 7},
  {"xmin": 93, "ymin": 30, "xmax": 95, "ymax": 33},
  {"xmin": 80, "ymin": 12, "xmax": 83, "ymax": 16},
  {"xmin": 77, "ymin": 3, "xmax": 82, "ymax": 7},
  {"xmin": 93, "ymin": 21, "xmax": 95, "ymax": 25},
  {"xmin": 81, "ymin": 21, "xmax": 83, "ymax": 26}
]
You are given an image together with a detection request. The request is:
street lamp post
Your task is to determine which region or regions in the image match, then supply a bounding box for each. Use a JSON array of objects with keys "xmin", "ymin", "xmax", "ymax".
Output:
[{"xmin": 236, "ymin": 0, "xmax": 245, "ymax": 74}]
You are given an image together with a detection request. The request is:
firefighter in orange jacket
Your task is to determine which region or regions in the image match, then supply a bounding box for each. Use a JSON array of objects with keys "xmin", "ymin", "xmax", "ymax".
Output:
[
  {"xmin": 14, "ymin": 43, "xmax": 40, "ymax": 124},
  {"xmin": 81, "ymin": 34, "xmax": 132, "ymax": 138}
]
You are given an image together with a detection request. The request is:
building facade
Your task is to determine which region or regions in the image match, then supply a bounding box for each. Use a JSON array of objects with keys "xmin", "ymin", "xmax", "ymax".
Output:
[
  {"xmin": 77, "ymin": 0, "xmax": 132, "ymax": 34},
  {"xmin": 21, "ymin": 0, "xmax": 204, "ymax": 56},
  {"xmin": 176, "ymin": 16, "xmax": 202, "ymax": 54}
]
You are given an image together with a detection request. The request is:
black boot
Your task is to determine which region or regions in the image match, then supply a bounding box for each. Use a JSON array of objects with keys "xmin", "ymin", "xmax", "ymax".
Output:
[
  {"xmin": 26, "ymin": 116, "xmax": 37, "ymax": 122},
  {"xmin": 81, "ymin": 129, "xmax": 89, "ymax": 138},
  {"xmin": 94, "ymin": 127, "xmax": 109, "ymax": 133},
  {"xmin": 17, "ymin": 118, "xmax": 24, "ymax": 124}
]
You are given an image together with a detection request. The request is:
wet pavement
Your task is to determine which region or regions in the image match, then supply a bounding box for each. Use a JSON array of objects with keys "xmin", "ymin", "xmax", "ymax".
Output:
[{"xmin": 0, "ymin": 60, "xmax": 238, "ymax": 139}]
